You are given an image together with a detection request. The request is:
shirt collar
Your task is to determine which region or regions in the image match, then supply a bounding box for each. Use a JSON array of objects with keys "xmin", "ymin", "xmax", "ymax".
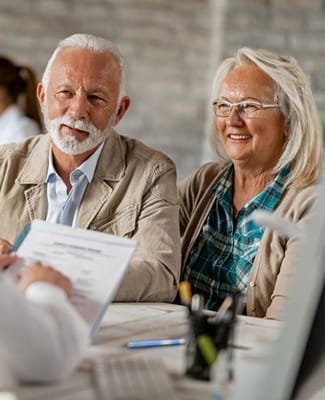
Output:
[
  {"xmin": 212, "ymin": 164, "xmax": 290, "ymax": 217},
  {"xmin": 46, "ymin": 142, "xmax": 105, "ymax": 183},
  {"xmin": 213, "ymin": 164, "xmax": 234, "ymax": 206}
]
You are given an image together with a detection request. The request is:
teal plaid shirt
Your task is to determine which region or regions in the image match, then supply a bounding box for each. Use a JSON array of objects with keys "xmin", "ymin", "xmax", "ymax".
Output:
[{"xmin": 184, "ymin": 165, "xmax": 289, "ymax": 311}]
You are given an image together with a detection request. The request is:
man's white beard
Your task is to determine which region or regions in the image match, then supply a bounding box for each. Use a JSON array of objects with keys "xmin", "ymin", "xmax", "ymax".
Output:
[{"xmin": 44, "ymin": 114, "xmax": 114, "ymax": 155}]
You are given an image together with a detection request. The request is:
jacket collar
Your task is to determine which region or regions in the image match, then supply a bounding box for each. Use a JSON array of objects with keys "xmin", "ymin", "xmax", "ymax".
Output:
[
  {"xmin": 16, "ymin": 135, "xmax": 51, "ymax": 184},
  {"xmin": 93, "ymin": 130, "xmax": 126, "ymax": 181},
  {"xmin": 16, "ymin": 130, "xmax": 126, "ymax": 185}
]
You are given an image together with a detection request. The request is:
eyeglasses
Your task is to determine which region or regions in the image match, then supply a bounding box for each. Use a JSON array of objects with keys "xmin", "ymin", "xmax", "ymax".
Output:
[{"xmin": 212, "ymin": 99, "xmax": 280, "ymax": 118}]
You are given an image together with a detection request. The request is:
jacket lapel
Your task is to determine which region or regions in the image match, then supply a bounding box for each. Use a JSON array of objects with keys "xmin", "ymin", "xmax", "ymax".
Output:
[
  {"xmin": 16, "ymin": 135, "xmax": 51, "ymax": 221},
  {"xmin": 15, "ymin": 131, "xmax": 127, "ymax": 227},
  {"xmin": 24, "ymin": 184, "xmax": 48, "ymax": 220},
  {"xmin": 77, "ymin": 130, "xmax": 126, "ymax": 229}
]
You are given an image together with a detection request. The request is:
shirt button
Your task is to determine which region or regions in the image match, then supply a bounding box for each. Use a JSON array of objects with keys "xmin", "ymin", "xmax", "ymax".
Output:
[
  {"xmin": 255, "ymin": 241, "xmax": 260, "ymax": 248},
  {"xmin": 249, "ymin": 281, "xmax": 256, "ymax": 287}
]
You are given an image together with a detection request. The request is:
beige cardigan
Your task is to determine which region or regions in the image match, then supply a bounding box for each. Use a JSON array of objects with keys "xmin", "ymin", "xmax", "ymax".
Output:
[{"xmin": 179, "ymin": 162, "xmax": 317, "ymax": 319}]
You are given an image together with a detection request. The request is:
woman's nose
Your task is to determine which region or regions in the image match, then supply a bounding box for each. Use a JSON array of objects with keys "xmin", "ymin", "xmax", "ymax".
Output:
[{"xmin": 226, "ymin": 105, "xmax": 244, "ymax": 126}]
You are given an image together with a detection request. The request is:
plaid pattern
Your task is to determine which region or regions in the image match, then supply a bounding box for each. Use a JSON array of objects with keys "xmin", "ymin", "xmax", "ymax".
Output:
[{"xmin": 184, "ymin": 165, "xmax": 289, "ymax": 311}]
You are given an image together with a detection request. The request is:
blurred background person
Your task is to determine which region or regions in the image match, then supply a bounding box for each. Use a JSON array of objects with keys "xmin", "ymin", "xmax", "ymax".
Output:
[{"xmin": 0, "ymin": 56, "xmax": 42, "ymax": 144}]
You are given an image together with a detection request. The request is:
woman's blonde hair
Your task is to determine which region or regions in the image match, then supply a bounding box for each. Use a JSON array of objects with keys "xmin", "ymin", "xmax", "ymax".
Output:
[{"xmin": 208, "ymin": 47, "xmax": 324, "ymax": 188}]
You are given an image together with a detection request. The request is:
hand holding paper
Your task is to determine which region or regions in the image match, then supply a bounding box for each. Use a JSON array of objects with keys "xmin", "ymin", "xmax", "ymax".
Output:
[
  {"xmin": 18, "ymin": 262, "xmax": 73, "ymax": 296},
  {"xmin": 6, "ymin": 220, "xmax": 136, "ymax": 339}
]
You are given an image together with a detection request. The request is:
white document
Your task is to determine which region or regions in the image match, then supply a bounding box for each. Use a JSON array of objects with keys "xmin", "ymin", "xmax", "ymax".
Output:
[{"xmin": 7, "ymin": 220, "xmax": 136, "ymax": 339}]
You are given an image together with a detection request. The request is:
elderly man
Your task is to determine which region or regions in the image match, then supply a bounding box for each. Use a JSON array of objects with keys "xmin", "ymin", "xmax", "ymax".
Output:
[{"xmin": 0, "ymin": 33, "xmax": 180, "ymax": 302}]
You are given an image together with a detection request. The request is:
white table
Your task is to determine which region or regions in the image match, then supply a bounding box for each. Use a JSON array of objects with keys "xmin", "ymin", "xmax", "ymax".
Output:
[{"xmin": 11, "ymin": 303, "xmax": 280, "ymax": 400}]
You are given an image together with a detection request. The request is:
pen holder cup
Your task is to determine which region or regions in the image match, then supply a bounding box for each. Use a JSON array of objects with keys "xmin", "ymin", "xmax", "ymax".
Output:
[{"xmin": 185, "ymin": 313, "xmax": 232, "ymax": 381}]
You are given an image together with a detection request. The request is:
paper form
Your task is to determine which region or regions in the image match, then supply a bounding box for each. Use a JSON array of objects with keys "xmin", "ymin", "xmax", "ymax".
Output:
[{"xmin": 6, "ymin": 220, "xmax": 136, "ymax": 338}]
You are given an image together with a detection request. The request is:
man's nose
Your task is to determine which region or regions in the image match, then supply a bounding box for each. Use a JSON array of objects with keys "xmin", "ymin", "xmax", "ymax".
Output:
[{"xmin": 69, "ymin": 93, "xmax": 89, "ymax": 120}]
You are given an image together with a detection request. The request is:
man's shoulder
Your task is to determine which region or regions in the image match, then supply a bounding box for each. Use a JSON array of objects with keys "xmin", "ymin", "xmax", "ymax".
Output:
[
  {"xmin": 108, "ymin": 131, "xmax": 176, "ymax": 169},
  {"xmin": 0, "ymin": 134, "xmax": 48, "ymax": 160}
]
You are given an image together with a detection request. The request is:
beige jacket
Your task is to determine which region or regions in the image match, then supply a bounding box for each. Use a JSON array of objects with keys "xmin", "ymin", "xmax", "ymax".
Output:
[
  {"xmin": 179, "ymin": 162, "xmax": 316, "ymax": 319},
  {"xmin": 0, "ymin": 132, "xmax": 181, "ymax": 302}
]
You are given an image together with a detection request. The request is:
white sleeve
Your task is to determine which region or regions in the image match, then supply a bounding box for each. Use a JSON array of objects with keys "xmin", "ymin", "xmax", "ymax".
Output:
[{"xmin": 0, "ymin": 276, "xmax": 89, "ymax": 383}]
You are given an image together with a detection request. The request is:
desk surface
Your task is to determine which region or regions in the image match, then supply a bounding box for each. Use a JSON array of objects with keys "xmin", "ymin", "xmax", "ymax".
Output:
[{"xmin": 12, "ymin": 303, "xmax": 280, "ymax": 400}]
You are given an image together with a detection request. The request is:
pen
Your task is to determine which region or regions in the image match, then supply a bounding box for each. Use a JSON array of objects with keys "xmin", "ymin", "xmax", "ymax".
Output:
[
  {"xmin": 208, "ymin": 296, "xmax": 233, "ymax": 324},
  {"xmin": 179, "ymin": 281, "xmax": 192, "ymax": 307},
  {"xmin": 191, "ymin": 293, "xmax": 204, "ymax": 314},
  {"xmin": 127, "ymin": 338, "xmax": 186, "ymax": 349}
]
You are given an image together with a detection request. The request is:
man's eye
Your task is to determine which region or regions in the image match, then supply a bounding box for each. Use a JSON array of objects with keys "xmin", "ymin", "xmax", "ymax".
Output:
[
  {"xmin": 88, "ymin": 94, "xmax": 105, "ymax": 102},
  {"xmin": 56, "ymin": 90, "xmax": 72, "ymax": 98}
]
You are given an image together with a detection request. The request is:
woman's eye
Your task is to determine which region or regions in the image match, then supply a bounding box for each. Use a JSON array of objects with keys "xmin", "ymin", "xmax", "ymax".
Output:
[
  {"xmin": 218, "ymin": 102, "xmax": 230, "ymax": 111},
  {"xmin": 242, "ymin": 102, "xmax": 259, "ymax": 111}
]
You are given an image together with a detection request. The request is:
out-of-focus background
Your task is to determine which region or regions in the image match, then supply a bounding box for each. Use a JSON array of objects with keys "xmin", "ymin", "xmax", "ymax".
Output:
[{"xmin": 1, "ymin": 0, "xmax": 324, "ymax": 180}]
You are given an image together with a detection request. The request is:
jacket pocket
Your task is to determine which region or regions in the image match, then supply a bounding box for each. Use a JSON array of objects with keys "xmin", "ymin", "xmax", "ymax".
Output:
[{"xmin": 89, "ymin": 203, "xmax": 137, "ymax": 237}]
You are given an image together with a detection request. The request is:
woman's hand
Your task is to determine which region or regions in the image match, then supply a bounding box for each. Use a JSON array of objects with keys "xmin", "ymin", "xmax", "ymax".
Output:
[{"xmin": 18, "ymin": 262, "xmax": 73, "ymax": 297}]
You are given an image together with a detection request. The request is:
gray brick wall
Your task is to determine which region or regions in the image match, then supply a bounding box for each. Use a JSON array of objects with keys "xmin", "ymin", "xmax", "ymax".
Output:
[
  {"xmin": 0, "ymin": 0, "xmax": 324, "ymax": 180},
  {"xmin": 220, "ymin": 0, "xmax": 325, "ymax": 121}
]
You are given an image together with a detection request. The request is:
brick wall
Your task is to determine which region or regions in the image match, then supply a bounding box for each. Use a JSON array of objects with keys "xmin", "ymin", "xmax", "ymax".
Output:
[
  {"xmin": 0, "ymin": 0, "xmax": 324, "ymax": 179},
  {"xmin": 219, "ymin": 0, "xmax": 325, "ymax": 114}
]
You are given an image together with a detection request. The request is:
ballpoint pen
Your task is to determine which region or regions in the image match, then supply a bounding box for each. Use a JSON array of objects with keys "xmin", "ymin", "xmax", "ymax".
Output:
[
  {"xmin": 127, "ymin": 338, "xmax": 186, "ymax": 349},
  {"xmin": 208, "ymin": 296, "xmax": 233, "ymax": 324}
]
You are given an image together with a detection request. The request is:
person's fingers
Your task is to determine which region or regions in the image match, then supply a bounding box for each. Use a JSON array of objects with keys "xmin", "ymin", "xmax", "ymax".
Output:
[
  {"xmin": 0, "ymin": 239, "xmax": 12, "ymax": 255},
  {"xmin": 19, "ymin": 263, "xmax": 73, "ymax": 297},
  {"xmin": 0, "ymin": 253, "xmax": 18, "ymax": 269},
  {"xmin": 58, "ymin": 274, "xmax": 73, "ymax": 297},
  {"xmin": 28, "ymin": 261, "xmax": 45, "ymax": 270}
]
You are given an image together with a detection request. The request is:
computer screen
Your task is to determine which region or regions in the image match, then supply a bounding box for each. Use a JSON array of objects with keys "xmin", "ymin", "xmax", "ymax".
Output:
[{"xmin": 255, "ymin": 178, "xmax": 325, "ymax": 400}]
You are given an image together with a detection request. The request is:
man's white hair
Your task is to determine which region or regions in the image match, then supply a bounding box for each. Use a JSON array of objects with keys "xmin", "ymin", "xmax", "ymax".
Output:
[{"xmin": 41, "ymin": 33, "xmax": 126, "ymax": 104}]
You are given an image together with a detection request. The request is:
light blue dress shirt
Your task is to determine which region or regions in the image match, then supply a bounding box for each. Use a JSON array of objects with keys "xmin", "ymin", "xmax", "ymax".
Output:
[{"xmin": 46, "ymin": 143, "xmax": 104, "ymax": 227}]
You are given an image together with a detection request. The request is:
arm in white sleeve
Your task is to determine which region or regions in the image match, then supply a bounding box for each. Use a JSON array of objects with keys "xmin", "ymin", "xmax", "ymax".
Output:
[{"xmin": 0, "ymin": 276, "xmax": 89, "ymax": 383}]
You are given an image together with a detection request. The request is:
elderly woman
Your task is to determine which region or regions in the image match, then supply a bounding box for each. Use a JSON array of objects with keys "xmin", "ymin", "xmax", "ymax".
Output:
[{"xmin": 179, "ymin": 47, "xmax": 323, "ymax": 319}]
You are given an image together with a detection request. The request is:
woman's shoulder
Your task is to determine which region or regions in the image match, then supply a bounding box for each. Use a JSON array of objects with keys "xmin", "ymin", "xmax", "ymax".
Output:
[
  {"xmin": 277, "ymin": 181, "xmax": 319, "ymax": 218},
  {"xmin": 283, "ymin": 182, "xmax": 318, "ymax": 201},
  {"xmin": 178, "ymin": 161, "xmax": 230, "ymax": 201},
  {"xmin": 181, "ymin": 161, "xmax": 230, "ymax": 186}
]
